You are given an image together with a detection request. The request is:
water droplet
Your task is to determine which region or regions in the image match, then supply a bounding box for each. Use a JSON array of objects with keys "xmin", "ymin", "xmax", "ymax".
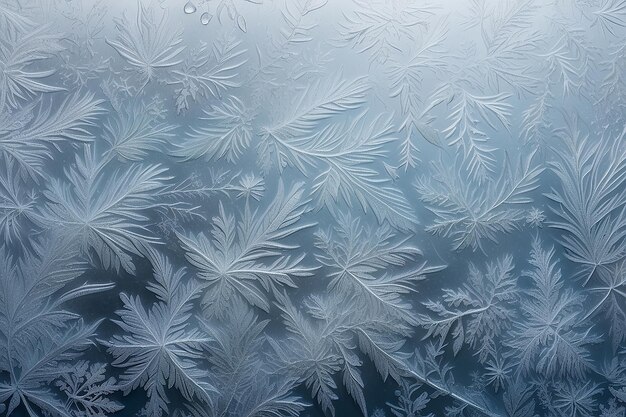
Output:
[
  {"xmin": 184, "ymin": 1, "xmax": 196, "ymax": 14},
  {"xmin": 200, "ymin": 12, "xmax": 212, "ymax": 25}
]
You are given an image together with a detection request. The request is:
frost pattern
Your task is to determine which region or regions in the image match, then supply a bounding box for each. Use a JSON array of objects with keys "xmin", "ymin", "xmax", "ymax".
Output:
[{"xmin": 0, "ymin": 0, "xmax": 625, "ymax": 416}]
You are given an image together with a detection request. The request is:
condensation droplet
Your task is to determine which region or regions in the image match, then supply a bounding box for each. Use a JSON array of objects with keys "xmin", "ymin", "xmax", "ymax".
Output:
[
  {"xmin": 200, "ymin": 12, "xmax": 212, "ymax": 25},
  {"xmin": 183, "ymin": 1, "xmax": 196, "ymax": 14}
]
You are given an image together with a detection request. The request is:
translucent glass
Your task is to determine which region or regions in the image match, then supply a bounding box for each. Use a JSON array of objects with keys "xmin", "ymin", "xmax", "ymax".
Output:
[{"xmin": 0, "ymin": 1, "xmax": 625, "ymax": 416}]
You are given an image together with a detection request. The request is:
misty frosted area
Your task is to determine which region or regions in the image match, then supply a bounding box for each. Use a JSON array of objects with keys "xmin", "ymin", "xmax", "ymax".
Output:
[{"xmin": 1, "ymin": 0, "xmax": 626, "ymax": 416}]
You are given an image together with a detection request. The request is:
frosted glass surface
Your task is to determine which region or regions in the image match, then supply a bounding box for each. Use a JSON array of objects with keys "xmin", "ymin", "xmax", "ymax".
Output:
[{"xmin": 0, "ymin": 0, "xmax": 625, "ymax": 416}]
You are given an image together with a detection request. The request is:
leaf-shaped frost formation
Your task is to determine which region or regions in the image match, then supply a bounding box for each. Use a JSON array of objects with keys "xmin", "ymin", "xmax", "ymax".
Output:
[
  {"xmin": 0, "ymin": 236, "xmax": 110, "ymax": 417},
  {"xmin": 106, "ymin": 2, "xmax": 185, "ymax": 88},
  {"xmin": 261, "ymin": 110, "xmax": 418, "ymax": 230},
  {"xmin": 593, "ymin": 0, "xmax": 626, "ymax": 37},
  {"xmin": 338, "ymin": 0, "xmax": 429, "ymax": 64},
  {"xmin": 271, "ymin": 284, "xmax": 418, "ymax": 417},
  {"xmin": 189, "ymin": 301, "xmax": 307, "ymax": 417},
  {"xmin": 178, "ymin": 181, "xmax": 316, "ymax": 315},
  {"xmin": 425, "ymin": 85, "xmax": 513, "ymax": 178},
  {"xmin": 0, "ymin": 92, "xmax": 104, "ymax": 177},
  {"xmin": 103, "ymin": 100, "xmax": 176, "ymax": 162},
  {"xmin": 417, "ymin": 151, "xmax": 542, "ymax": 251},
  {"xmin": 0, "ymin": 25, "xmax": 64, "ymax": 111},
  {"xmin": 173, "ymin": 95, "xmax": 254, "ymax": 163},
  {"xmin": 56, "ymin": 361, "xmax": 123, "ymax": 417},
  {"xmin": 420, "ymin": 255, "xmax": 516, "ymax": 362},
  {"xmin": 0, "ymin": 159, "xmax": 37, "ymax": 246},
  {"xmin": 546, "ymin": 116, "xmax": 626, "ymax": 284},
  {"xmin": 315, "ymin": 212, "xmax": 445, "ymax": 326},
  {"xmin": 104, "ymin": 252, "xmax": 215, "ymax": 417},
  {"xmin": 38, "ymin": 146, "xmax": 170, "ymax": 274},
  {"xmin": 172, "ymin": 37, "xmax": 247, "ymax": 112},
  {"xmin": 510, "ymin": 238, "xmax": 600, "ymax": 379},
  {"xmin": 261, "ymin": 75, "xmax": 369, "ymax": 141}
]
